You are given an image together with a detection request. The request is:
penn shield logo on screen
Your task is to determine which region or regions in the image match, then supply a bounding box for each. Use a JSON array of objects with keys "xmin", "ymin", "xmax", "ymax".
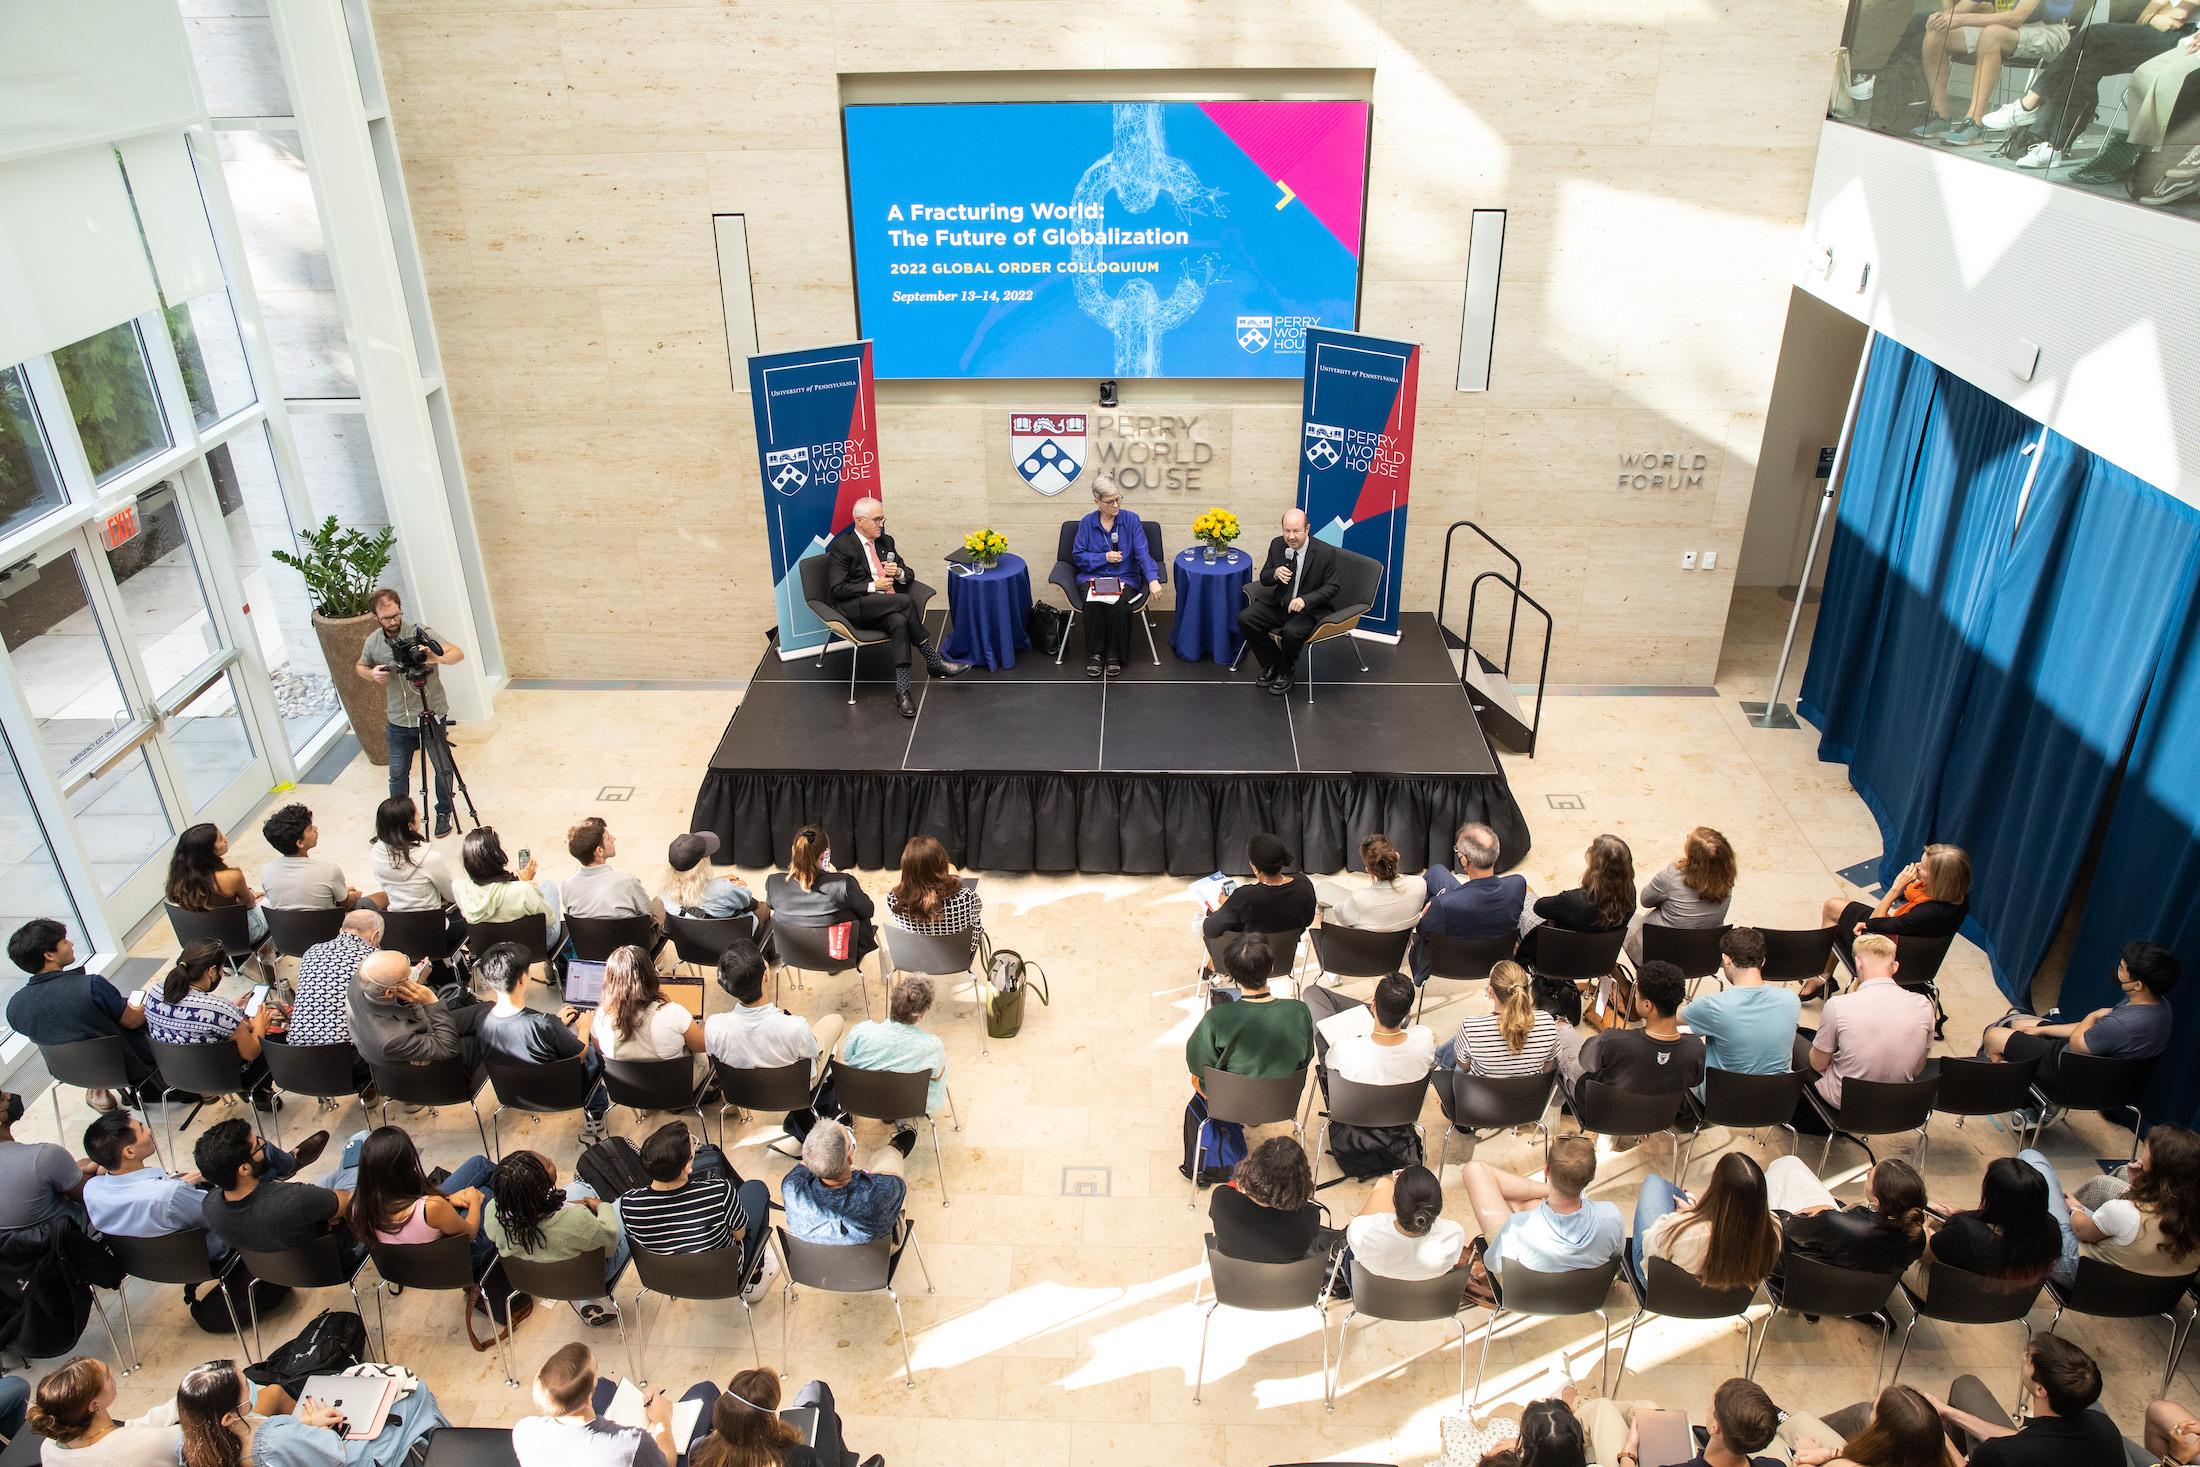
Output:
[
  {"xmin": 1303, "ymin": 422, "xmax": 1343, "ymax": 469},
  {"xmin": 766, "ymin": 446, "xmax": 811, "ymax": 495},
  {"xmin": 1010, "ymin": 413, "xmax": 1087, "ymax": 496},
  {"xmin": 1237, "ymin": 316, "xmax": 1272, "ymax": 352}
]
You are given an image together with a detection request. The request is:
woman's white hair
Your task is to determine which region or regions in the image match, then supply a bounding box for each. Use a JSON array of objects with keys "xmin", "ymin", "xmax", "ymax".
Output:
[{"xmin": 1091, "ymin": 483, "xmax": 1123, "ymax": 503}]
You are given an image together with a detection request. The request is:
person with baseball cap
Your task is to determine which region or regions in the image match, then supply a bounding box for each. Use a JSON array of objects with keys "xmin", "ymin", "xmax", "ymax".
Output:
[{"xmin": 660, "ymin": 832, "xmax": 767, "ymax": 925}]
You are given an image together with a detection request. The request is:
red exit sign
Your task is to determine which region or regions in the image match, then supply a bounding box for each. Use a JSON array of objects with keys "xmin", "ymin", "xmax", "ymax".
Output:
[{"xmin": 98, "ymin": 505, "xmax": 139, "ymax": 551}]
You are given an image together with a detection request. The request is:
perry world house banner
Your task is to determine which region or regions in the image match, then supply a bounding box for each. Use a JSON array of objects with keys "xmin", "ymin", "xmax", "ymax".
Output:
[
  {"xmin": 1297, "ymin": 326, "xmax": 1419, "ymax": 640},
  {"xmin": 747, "ymin": 341, "xmax": 880, "ymax": 657}
]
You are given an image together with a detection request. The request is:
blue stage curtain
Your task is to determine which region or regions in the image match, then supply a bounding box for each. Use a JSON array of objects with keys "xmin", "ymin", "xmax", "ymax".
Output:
[
  {"xmin": 2056, "ymin": 530, "xmax": 2200, "ymax": 1130},
  {"xmin": 1798, "ymin": 339, "xmax": 2038, "ymax": 886},
  {"xmin": 1931, "ymin": 444, "xmax": 2200, "ymax": 993}
]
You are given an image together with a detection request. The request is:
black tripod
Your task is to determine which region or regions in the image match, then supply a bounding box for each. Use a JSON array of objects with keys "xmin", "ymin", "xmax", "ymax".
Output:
[{"xmin": 396, "ymin": 673, "xmax": 482, "ymax": 833}]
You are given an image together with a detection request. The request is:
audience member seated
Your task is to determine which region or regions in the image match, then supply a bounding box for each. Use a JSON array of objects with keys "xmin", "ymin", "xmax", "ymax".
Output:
[
  {"xmin": 1342, "ymin": 1164, "xmax": 1472, "ymax": 1282},
  {"xmin": 1559, "ymin": 960, "xmax": 1704, "ymax": 1109},
  {"xmin": 1763, "ymin": 1155, "xmax": 1930, "ymax": 1279},
  {"xmin": 1634, "ymin": 1152, "xmax": 1781, "ymax": 1293},
  {"xmin": 0, "ymin": 1088, "xmax": 97, "ymax": 1239},
  {"xmin": 1982, "ymin": 941, "xmax": 2177, "ymax": 1102},
  {"xmin": 1624, "ymin": 826, "xmax": 1736, "ymax": 966},
  {"xmin": 765, "ymin": 826, "xmax": 876, "ymax": 963},
  {"xmin": 27, "ymin": 1357, "xmax": 178, "ymax": 1467},
  {"xmin": 2143, "ymin": 1401, "xmax": 2200, "ymax": 1467},
  {"xmin": 1927, "ymin": 1335, "xmax": 2128, "ymax": 1467},
  {"xmin": 782, "ymin": 1120, "xmax": 907, "ymax": 1247},
  {"xmin": 1680, "ymin": 928, "xmax": 1799, "ymax": 1085},
  {"xmin": 1209, "ymin": 1136, "xmax": 1335, "ymax": 1263},
  {"xmin": 841, "ymin": 975, "xmax": 949, "ymax": 1144},
  {"xmin": 564, "ymin": 817, "xmax": 661, "ymax": 930},
  {"xmin": 196, "ymin": 1117, "xmax": 362, "ymax": 1270},
  {"xmin": 1459, "ymin": 1134, "xmax": 1625, "ymax": 1281},
  {"xmin": 884, "ymin": 834, "xmax": 982, "ymax": 954},
  {"xmin": 478, "ymin": 940, "xmax": 611, "ymax": 1146},
  {"xmin": 173, "ymin": 1355, "xmax": 446, "ymax": 1467},
  {"xmin": 1436, "ymin": 960, "xmax": 1559, "ymax": 1087},
  {"xmin": 1912, "ymin": 0, "xmax": 2076, "ymax": 149},
  {"xmin": 286, "ymin": 910, "xmax": 381, "ymax": 1061},
  {"xmin": 349, "ymin": 948, "xmax": 485, "ymax": 1072},
  {"xmin": 142, "ymin": 939, "xmax": 280, "ymax": 1104},
  {"xmin": 259, "ymin": 802, "xmax": 381, "ymax": 913},
  {"xmin": 2071, "ymin": 27, "xmax": 2200, "ymax": 187},
  {"xmin": 619, "ymin": 1122, "xmax": 771, "ymax": 1281},
  {"xmin": 660, "ymin": 831, "xmax": 762, "ymax": 925},
  {"xmin": 348, "ymin": 1124, "xmax": 525, "ymax": 1330},
  {"xmin": 1412, "ymin": 823, "xmax": 1524, "ymax": 986},
  {"xmin": 593, "ymin": 947, "xmax": 706, "ymax": 1115},
  {"xmin": 488, "ymin": 1148, "xmax": 627, "ymax": 1327},
  {"xmin": 82, "ymin": 1109, "xmax": 326, "ymax": 1267},
  {"xmin": 1907, "ymin": 1156, "xmax": 2063, "ymax": 1300},
  {"xmin": 1980, "ymin": 2, "xmax": 2199, "ymax": 170},
  {"xmin": 6, "ymin": 918, "xmax": 160, "ymax": 1112},
  {"xmin": 1794, "ymin": 935, "xmax": 1934, "ymax": 1136},
  {"xmin": 1201, "ymin": 833, "xmax": 1316, "ymax": 941},
  {"xmin": 1778, "ymin": 1384, "xmax": 1962, "ymax": 1467},
  {"xmin": 167, "ymin": 822, "xmax": 272, "ymax": 959},
  {"xmin": 2030, "ymin": 1123, "xmax": 2200, "ymax": 1285},
  {"xmin": 1181, "ymin": 933, "xmax": 1314, "ymax": 1181},
  {"xmin": 370, "ymin": 796, "xmax": 462, "ymax": 954},
  {"xmin": 455, "ymin": 827, "xmax": 564, "ymax": 956},
  {"xmin": 1812, "ymin": 844, "xmax": 1971, "ymax": 996},
  {"xmin": 1306, "ymin": 972, "xmax": 1435, "ymax": 1088},
  {"xmin": 703, "ymin": 939, "xmax": 843, "ymax": 1146},
  {"xmin": 1579, "ymin": 1377, "xmax": 1784, "ymax": 1467},
  {"xmin": 515, "ymin": 1343, "xmax": 682, "ymax": 1467},
  {"xmin": 1315, "ymin": 833, "xmax": 1428, "ymax": 933},
  {"xmin": 1515, "ymin": 834, "xmax": 1634, "ymax": 971},
  {"xmin": 687, "ymin": 1367, "xmax": 872, "ymax": 1467}
]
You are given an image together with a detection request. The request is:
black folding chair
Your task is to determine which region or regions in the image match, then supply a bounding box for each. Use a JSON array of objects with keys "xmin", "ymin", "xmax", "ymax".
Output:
[
  {"xmin": 1615, "ymin": 1252, "xmax": 1764, "ymax": 1389},
  {"xmin": 2043, "ymin": 1257, "xmax": 2198, "ymax": 1396},
  {"xmin": 1530, "ymin": 927, "xmax": 1627, "ymax": 985},
  {"xmin": 1188, "ymin": 1067, "xmax": 1308, "ymax": 1209},
  {"xmin": 378, "ymin": 908, "xmax": 450, "ymax": 965},
  {"xmin": 1306, "ymin": 926, "xmax": 1413, "ymax": 989},
  {"xmin": 630, "ymin": 1239, "xmax": 774, "ymax": 1378},
  {"xmin": 486, "ymin": 1053, "xmax": 595, "ymax": 1155},
  {"xmin": 1330, "ymin": 1259, "xmax": 1477, "ymax": 1410},
  {"xmin": 1681, "ymin": 1069, "xmax": 1808, "ymax": 1184},
  {"xmin": 1803, "ymin": 1073, "xmax": 1937, "ymax": 1171},
  {"xmin": 421, "ymin": 1428, "xmax": 517, "ymax": 1467},
  {"xmin": 881, "ymin": 924, "xmax": 993, "ymax": 1054},
  {"xmin": 1640, "ymin": 923, "xmax": 1732, "ymax": 997},
  {"xmin": 368, "ymin": 1233, "xmax": 503, "ymax": 1380},
  {"xmin": 777, "ymin": 1223, "xmax": 934, "ymax": 1382},
  {"xmin": 1200, "ymin": 926, "xmax": 1307, "ymax": 998},
  {"xmin": 501, "ymin": 1247, "xmax": 636, "ymax": 1384},
  {"xmin": 711, "ymin": 1057, "xmax": 822, "ymax": 1149},
  {"xmin": 832, "ymin": 1060, "xmax": 956, "ymax": 1205},
  {"xmin": 148, "ymin": 1037, "xmax": 270, "ymax": 1160},
  {"xmin": 600, "ymin": 1054, "xmax": 708, "ymax": 1136},
  {"xmin": 239, "ymin": 1234, "xmax": 380, "ymax": 1361},
  {"xmin": 41, "ymin": 1036, "xmax": 165, "ymax": 1168},
  {"xmin": 262, "ymin": 906, "xmax": 346, "ymax": 961},
  {"xmin": 2029, "ymin": 1052, "xmax": 2157, "ymax": 1160},
  {"xmin": 773, "ymin": 921, "xmax": 876, "ymax": 1020},
  {"xmin": 107, "ymin": 1229, "xmax": 252, "ymax": 1370},
  {"xmin": 165, "ymin": 903, "xmax": 260, "ymax": 979},
  {"xmin": 367, "ymin": 1055, "xmax": 491, "ymax": 1155},
  {"xmin": 1193, "ymin": 1238, "xmax": 1334, "ymax": 1406},
  {"xmin": 1757, "ymin": 1255, "xmax": 1903, "ymax": 1385},
  {"xmin": 465, "ymin": 914, "xmax": 552, "ymax": 973},
  {"xmin": 1756, "ymin": 927, "xmax": 1836, "ymax": 984},
  {"xmin": 1928, "ymin": 1054, "xmax": 2039, "ymax": 1152},
  {"xmin": 259, "ymin": 1040, "xmax": 367, "ymax": 1148},
  {"xmin": 664, "ymin": 911, "xmax": 764, "ymax": 977},
  {"xmin": 1889, "ymin": 1263, "xmax": 2042, "ymax": 1406},
  {"xmin": 1414, "ymin": 934, "xmax": 1519, "ymax": 1024},
  {"xmin": 569, "ymin": 914, "xmax": 660, "ymax": 963},
  {"xmin": 1473, "ymin": 1257, "xmax": 1621, "ymax": 1408},
  {"xmin": 1440, "ymin": 1068, "xmax": 1558, "ymax": 1172},
  {"xmin": 1314, "ymin": 1073, "xmax": 1430, "ymax": 1184},
  {"xmin": 1573, "ymin": 1080, "xmax": 1685, "ymax": 1155}
]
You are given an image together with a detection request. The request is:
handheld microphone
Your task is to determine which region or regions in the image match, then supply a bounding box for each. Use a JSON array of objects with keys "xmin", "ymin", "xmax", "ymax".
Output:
[{"xmin": 1110, "ymin": 529, "xmax": 1119, "ymax": 549}]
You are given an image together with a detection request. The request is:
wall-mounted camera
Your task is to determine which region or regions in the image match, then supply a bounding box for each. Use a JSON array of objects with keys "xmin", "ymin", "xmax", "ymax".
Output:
[{"xmin": 1098, "ymin": 380, "xmax": 1118, "ymax": 407}]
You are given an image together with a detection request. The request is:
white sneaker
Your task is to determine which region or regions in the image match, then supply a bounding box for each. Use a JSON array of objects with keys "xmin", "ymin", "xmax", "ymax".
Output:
[
  {"xmin": 1983, "ymin": 99, "xmax": 2039, "ymax": 131},
  {"xmin": 1849, "ymin": 75, "xmax": 1876, "ymax": 100},
  {"xmin": 2016, "ymin": 142, "xmax": 2062, "ymax": 169}
]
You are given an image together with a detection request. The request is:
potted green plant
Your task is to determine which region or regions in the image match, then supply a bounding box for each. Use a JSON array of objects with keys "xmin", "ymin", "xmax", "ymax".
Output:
[{"xmin": 272, "ymin": 517, "xmax": 398, "ymax": 765}]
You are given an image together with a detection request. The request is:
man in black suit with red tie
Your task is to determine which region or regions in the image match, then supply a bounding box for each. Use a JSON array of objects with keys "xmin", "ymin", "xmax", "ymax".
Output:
[
  {"xmin": 826, "ymin": 496, "xmax": 967, "ymax": 716},
  {"xmin": 1238, "ymin": 508, "xmax": 1341, "ymax": 694}
]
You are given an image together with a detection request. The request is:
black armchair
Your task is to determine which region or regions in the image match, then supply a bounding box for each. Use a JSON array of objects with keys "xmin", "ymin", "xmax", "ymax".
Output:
[
  {"xmin": 1046, "ymin": 518, "xmax": 1162, "ymax": 666},
  {"xmin": 797, "ymin": 554, "xmax": 935, "ymax": 705}
]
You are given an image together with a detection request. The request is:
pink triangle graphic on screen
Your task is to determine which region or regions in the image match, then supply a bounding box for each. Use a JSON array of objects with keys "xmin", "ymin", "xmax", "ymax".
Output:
[{"xmin": 1197, "ymin": 102, "xmax": 1367, "ymax": 258}]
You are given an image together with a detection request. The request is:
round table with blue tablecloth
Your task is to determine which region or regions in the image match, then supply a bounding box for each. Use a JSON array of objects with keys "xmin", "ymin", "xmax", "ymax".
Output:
[
  {"xmin": 1170, "ymin": 546, "xmax": 1252, "ymax": 663},
  {"xmin": 940, "ymin": 552, "xmax": 1034, "ymax": 670}
]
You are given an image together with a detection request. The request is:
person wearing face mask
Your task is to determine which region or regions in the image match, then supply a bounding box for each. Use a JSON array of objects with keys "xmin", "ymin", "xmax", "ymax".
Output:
[
  {"xmin": 1238, "ymin": 508, "xmax": 1342, "ymax": 695},
  {"xmin": 195, "ymin": 1117, "xmax": 363, "ymax": 1271}
]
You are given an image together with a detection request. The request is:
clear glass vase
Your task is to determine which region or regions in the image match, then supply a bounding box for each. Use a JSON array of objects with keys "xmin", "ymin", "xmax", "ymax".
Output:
[{"xmin": 1202, "ymin": 542, "xmax": 1219, "ymax": 563}]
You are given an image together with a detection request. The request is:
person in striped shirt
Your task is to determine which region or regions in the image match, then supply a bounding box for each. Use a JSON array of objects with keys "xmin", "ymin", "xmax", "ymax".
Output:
[
  {"xmin": 617, "ymin": 1122, "xmax": 772, "ymax": 1278},
  {"xmin": 1436, "ymin": 960, "xmax": 1562, "ymax": 1077}
]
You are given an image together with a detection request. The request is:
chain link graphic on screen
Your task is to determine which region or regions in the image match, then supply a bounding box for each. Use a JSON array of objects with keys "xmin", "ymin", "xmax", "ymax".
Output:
[{"xmin": 1070, "ymin": 104, "xmax": 1227, "ymax": 377}]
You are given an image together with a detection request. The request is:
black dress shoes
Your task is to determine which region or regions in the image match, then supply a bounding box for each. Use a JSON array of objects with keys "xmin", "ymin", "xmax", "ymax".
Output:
[
  {"xmin": 895, "ymin": 689, "xmax": 917, "ymax": 717},
  {"xmin": 935, "ymin": 660, "xmax": 971, "ymax": 678},
  {"xmin": 1267, "ymin": 673, "xmax": 1292, "ymax": 695}
]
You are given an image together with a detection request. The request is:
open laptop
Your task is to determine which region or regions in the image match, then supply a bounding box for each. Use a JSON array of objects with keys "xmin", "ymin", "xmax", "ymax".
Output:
[{"xmin": 563, "ymin": 958, "xmax": 607, "ymax": 1009}]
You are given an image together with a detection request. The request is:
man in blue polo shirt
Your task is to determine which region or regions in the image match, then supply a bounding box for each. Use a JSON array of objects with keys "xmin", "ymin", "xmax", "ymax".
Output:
[{"xmin": 5, "ymin": 918, "xmax": 162, "ymax": 1110}]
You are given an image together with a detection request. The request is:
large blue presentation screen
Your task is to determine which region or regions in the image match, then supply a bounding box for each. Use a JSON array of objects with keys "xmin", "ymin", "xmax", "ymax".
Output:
[{"xmin": 842, "ymin": 101, "xmax": 1368, "ymax": 380}]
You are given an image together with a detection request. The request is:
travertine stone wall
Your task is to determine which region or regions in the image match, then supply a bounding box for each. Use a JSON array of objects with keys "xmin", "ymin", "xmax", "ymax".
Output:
[{"xmin": 375, "ymin": 0, "xmax": 1846, "ymax": 683}]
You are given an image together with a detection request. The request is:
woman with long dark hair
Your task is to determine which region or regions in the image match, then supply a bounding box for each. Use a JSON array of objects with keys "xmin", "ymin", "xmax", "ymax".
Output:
[
  {"xmin": 885, "ymin": 834, "xmax": 982, "ymax": 953},
  {"xmin": 1786, "ymin": 1384, "xmax": 1950, "ymax": 1467},
  {"xmin": 591, "ymin": 945, "xmax": 704, "ymax": 1061},
  {"xmin": 166, "ymin": 823, "xmax": 270, "ymax": 956},
  {"xmin": 370, "ymin": 795, "xmax": 465, "ymax": 953},
  {"xmin": 140, "ymin": 938, "xmax": 280, "ymax": 1103},
  {"xmin": 686, "ymin": 1369, "xmax": 862, "ymax": 1467},
  {"xmin": 1909, "ymin": 1155, "xmax": 2065, "ymax": 1298},
  {"xmin": 486, "ymin": 1150, "xmax": 627, "ymax": 1327},
  {"xmin": 347, "ymin": 1126, "xmax": 529, "ymax": 1335},
  {"xmin": 172, "ymin": 1356, "xmax": 447, "ymax": 1467},
  {"xmin": 763, "ymin": 825, "xmax": 876, "ymax": 960},
  {"xmin": 1516, "ymin": 1397, "xmax": 1590, "ymax": 1467},
  {"xmin": 2044, "ymin": 1123, "xmax": 2200, "ymax": 1283},
  {"xmin": 453, "ymin": 825, "xmax": 562, "ymax": 953},
  {"xmin": 1636, "ymin": 1152, "xmax": 1782, "ymax": 1292},
  {"xmin": 1515, "ymin": 834, "xmax": 1635, "ymax": 969}
]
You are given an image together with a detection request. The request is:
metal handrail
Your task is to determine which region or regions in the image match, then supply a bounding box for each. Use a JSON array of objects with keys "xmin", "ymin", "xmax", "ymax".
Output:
[
  {"xmin": 1465, "ymin": 570, "xmax": 1553, "ymax": 758},
  {"xmin": 1436, "ymin": 521, "xmax": 1523, "ymax": 672}
]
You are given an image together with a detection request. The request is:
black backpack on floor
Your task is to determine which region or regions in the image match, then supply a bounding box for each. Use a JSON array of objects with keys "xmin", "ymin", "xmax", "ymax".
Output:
[
  {"xmin": 577, "ymin": 1135, "xmax": 652, "ymax": 1199},
  {"xmin": 244, "ymin": 1309, "xmax": 370, "ymax": 1399}
]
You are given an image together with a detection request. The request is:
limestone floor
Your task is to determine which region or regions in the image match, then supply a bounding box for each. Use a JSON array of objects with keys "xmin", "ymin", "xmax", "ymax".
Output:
[{"xmin": 21, "ymin": 596, "xmax": 2193, "ymax": 1466}]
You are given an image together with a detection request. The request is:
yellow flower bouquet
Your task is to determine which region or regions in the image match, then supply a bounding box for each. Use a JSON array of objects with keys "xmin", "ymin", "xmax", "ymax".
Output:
[
  {"xmin": 1191, "ymin": 508, "xmax": 1241, "ymax": 560},
  {"xmin": 962, "ymin": 528, "xmax": 1008, "ymax": 566}
]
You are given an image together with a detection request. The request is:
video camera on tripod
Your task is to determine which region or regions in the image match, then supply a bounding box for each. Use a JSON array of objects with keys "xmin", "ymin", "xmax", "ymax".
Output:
[{"xmin": 385, "ymin": 623, "xmax": 445, "ymax": 686}]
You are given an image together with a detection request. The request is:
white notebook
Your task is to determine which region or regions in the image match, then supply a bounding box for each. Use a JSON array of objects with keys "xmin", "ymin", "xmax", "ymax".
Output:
[{"xmin": 604, "ymin": 1377, "xmax": 705, "ymax": 1447}]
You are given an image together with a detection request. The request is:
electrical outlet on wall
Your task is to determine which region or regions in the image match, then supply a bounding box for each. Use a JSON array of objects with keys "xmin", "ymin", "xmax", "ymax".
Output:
[
  {"xmin": 1702, "ymin": 551, "xmax": 1718, "ymax": 570},
  {"xmin": 1681, "ymin": 551, "xmax": 1698, "ymax": 569}
]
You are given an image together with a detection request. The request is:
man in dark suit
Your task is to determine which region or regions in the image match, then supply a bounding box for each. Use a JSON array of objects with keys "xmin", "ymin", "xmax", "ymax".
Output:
[
  {"xmin": 1238, "ymin": 508, "xmax": 1341, "ymax": 694},
  {"xmin": 1411, "ymin": 821, "xmax": 1526, "ymax": 984},
  {"xmin": 826, "ymin": 496, "xmax": 967, "ymax": 716}
]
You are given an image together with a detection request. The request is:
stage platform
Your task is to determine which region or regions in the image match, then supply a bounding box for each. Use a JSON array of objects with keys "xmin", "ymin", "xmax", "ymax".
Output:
[{"xmin": 691, "ymin": 610, "xmax": 1530, "ymax": 876}]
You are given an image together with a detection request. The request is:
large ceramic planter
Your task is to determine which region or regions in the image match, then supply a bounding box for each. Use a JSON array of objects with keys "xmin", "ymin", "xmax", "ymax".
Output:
[{"xmin": 314, "ymin": 610, "xmax": 388, "ymax": 764}]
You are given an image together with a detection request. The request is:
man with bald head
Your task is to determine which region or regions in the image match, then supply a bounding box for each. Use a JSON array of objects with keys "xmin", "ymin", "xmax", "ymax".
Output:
[
  {"xmin": 346, "ymin": 946, "xmax": 487, "ymax": 1073},
  {"xmin": 1239, "ymin": 507, "xmax": 1342, "ymax": 694},
  {"xmin": 824, "ymin": 496, "xmax": 968, "ymax": 717}
]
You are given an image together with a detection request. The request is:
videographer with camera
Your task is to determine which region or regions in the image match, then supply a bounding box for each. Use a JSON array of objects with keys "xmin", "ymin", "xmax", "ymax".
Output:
[{"xmin": 355, "ymin": 587, "xmax": 466, "ymax": 837}]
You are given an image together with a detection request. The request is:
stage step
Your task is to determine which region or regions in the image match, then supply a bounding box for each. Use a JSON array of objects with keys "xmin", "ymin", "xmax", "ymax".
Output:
[{"xmin": 1462, "ymin": 650, "xmax": 1534, "ymax": 753}]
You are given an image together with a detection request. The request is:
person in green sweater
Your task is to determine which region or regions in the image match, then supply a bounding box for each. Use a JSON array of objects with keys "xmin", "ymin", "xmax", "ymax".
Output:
[
  {"xmin": 486, "ymin": 1149, "xmax": 629, "ymax": 1328},
  {"xmin": 1183, "ymin": 932, "xmax": 1315, "ymax": 1183}
]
